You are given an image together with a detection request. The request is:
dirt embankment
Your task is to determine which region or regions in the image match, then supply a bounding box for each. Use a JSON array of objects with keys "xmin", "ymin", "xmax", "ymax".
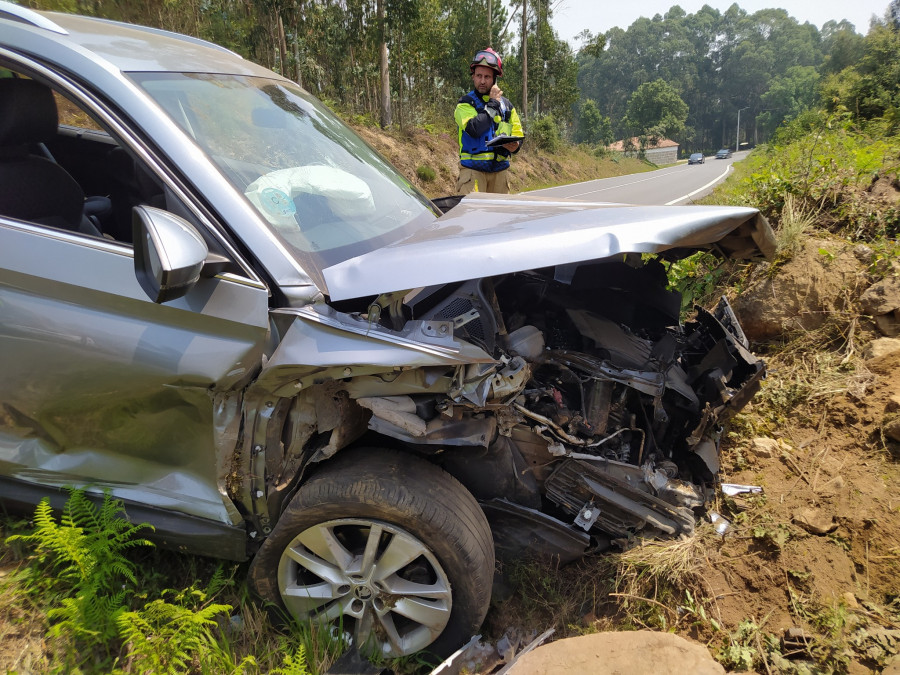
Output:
[
  {"xmin": 712, "ymin": 237, "xmax": 900, "ymax": 672},
  {"xmin": 351, "ymin": 124, "xmax": 651, "ymax": 199}
]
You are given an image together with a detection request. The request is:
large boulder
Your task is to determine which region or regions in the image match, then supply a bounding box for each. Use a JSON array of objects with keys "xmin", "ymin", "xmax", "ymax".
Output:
[
  {"xmin": 507, "ymin": 630, "xmax": 726, "ymax": 675},
  {"xmin": 731, "ymin": 238, "xmax": 863, "ymax": 342},
  {"xmin": 859, "ymin": 276, "xmax": 900, "ymax": 337}
]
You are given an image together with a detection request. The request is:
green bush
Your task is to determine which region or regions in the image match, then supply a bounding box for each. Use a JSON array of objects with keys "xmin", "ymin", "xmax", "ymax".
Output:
[
  {"xmin": 116, "ymin": 592, "xmax": 249, "ymax": 673},
  {"xmin": 416, "ymin": 164, "xmax": 436, "ymax": 182},
  {"xmin": 529, "ymin": 115, "xmax": 561, "ymax": 153}
]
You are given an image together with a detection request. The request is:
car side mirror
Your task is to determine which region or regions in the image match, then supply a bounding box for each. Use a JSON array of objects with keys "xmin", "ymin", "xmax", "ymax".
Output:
[{"xmin": 133, "ymin": 205, "xmax": 208, "ymax": 303}]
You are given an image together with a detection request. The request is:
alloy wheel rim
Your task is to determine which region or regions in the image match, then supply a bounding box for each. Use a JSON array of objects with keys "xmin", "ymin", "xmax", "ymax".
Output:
[{"xmin": 276, "ymin": 518, "xmax": 453, "ymax": 657}]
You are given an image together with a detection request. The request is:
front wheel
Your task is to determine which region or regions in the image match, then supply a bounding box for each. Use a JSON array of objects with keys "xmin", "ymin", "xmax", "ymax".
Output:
[{"xmin": 248, "ymin": 448, "xmax": 494, "ymax": 659}]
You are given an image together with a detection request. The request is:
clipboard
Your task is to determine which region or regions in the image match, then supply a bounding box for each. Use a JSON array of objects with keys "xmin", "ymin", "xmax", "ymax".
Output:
[{"xmin": 485, "ymin": 135, "xmax": 524, "ymax": 148}]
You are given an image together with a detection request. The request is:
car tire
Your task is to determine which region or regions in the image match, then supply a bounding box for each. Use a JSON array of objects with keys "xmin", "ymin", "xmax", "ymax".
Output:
[{"xmin": 248, "ymin": 447, "xmax": 494, "ymax": 659}]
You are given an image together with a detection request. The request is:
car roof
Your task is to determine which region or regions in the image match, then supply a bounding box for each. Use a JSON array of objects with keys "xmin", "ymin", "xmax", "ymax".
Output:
[{"xmin": 0, "ymin": 3, "xmax": 273, "ymax": 76}]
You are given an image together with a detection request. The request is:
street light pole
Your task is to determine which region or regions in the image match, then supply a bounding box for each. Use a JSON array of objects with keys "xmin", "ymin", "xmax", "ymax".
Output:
[{"xmin": 736, "ymin": 106, "xmax": 749, "ymax": 153}]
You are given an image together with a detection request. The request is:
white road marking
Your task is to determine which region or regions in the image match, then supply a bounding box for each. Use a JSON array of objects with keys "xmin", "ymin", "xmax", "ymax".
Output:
[
  {"xmin": 527, "ymin": 167, "xmax": 683, "ymax": 197},
  {"xmin": 665, "ymin": 165, "xmax": 732, "ymax": 205},
  {"xmin": 527, "ymin": 162, "xmax": 733, "ymax": 204}
]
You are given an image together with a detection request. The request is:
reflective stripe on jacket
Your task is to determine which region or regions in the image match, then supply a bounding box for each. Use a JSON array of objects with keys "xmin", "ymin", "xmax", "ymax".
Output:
[{"xmin": 455, "ymin": 90, "xmax": 523, "ymax": 173}]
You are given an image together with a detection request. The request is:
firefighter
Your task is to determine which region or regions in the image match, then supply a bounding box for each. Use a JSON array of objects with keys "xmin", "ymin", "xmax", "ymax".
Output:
[{"xmin": 455, "ymin": 48, "xmax": 523, "ymax": 194}]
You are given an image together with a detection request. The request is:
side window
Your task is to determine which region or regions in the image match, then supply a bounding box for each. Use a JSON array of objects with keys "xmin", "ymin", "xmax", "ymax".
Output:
[{"xmin": 0, "ymin": 70, "xmax": 170, "ymax": 244}]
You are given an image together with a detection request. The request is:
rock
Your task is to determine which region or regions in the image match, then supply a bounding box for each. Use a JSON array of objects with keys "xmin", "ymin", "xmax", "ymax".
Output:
[
  {"xmin": 842, "ymin": 592, "xmax": 859, "ymax": 609},
  {"xmin": 883, "ymin": 659, "xmax": 900, "ymax": 675},
  {"xmin": 874, "ymin": 312, "xmax": 900, "ymax": 337},
  {"xmin": 793, "ymin": 507, "xmax": 837, "ymax": 535},
  {"xmin": 860, "ymin": 277, "xmax": 900, "ymax": 315},
  {"xmin": 883, "ymin": 414, "xmax": 900, "ymax": 442},
  {"xmin": 863, "ymin": 337, "xmax": 900, "ymax": 360},
  {"xmin": 886, "ymin": 395, "xmax": 900, "ymax": 413},
  {"xmin": 853, "ymin": 244, "xmax": 874, "ymax": 263},
  {"xmin": 507, "ymin": 630, "xmax": 726, "ymax": 675},
  {"xmin": 749, "ymin": 437, "xmax": 779, "ymax": 458},
  {"xmin": 732, "ymin": 238, "xmax": 860, "ymax": 342}
]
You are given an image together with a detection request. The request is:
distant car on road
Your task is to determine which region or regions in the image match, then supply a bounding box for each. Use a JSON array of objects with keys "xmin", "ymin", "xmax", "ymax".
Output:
[
  {"xmin": 688, "ymin": 152, "xmax": 704, "ymax": 164},
  {"xmin": 716, "ymin": 148, "xmax": 733, "ymax": 159}
]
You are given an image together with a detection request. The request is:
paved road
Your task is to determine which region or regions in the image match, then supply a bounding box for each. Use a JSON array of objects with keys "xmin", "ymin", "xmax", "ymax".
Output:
[{"xmin": 525, "ymin": 151, "xmax": 748, "ymax": 205}]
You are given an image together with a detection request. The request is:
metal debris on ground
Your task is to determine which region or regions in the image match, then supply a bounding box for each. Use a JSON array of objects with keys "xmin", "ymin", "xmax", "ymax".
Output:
[
  {"xmin": 708, "ymin": 511, "xmax": 731, "ymax": 534},
  {"xmin": 430, "ymin": 628, "xmax": 556, "ymax": 675},
  {"xmin": 721, "ymin": 483, "xmax": 763, "ymax": 496}
]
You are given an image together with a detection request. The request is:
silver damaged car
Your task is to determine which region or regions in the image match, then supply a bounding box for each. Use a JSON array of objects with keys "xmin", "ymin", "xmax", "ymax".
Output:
[{"xmin": 0, "ymin": 3, "xmax": 775, "ymax": 659}]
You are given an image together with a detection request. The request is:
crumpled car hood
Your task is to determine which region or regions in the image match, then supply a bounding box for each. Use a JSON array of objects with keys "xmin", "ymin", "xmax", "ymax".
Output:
[{"xmin": 322, "ymin": 192, "xmax": 775, "ymax": 301}]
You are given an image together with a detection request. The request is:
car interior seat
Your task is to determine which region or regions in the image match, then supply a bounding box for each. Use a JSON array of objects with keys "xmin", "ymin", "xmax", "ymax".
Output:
[{"xmin": 0, "ymin": 77, "xmax": 102, "ymax": 236}]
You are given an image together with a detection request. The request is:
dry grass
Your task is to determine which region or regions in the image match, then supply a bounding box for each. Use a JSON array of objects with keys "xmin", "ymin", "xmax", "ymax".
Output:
[
  {"xmin": 0, "ymin": 564, "xmax": 47, "ymax": 673},
  {"xmin": 776, "ymin": 193, "xmax": 820, "ymax": 258},
  {"xmin": 489, "ymin": 525, "xmax": 725, "ymax": 643},
  {"xmin": 606, "ymin": 526, "xmax": 723, "ymax": 632}
]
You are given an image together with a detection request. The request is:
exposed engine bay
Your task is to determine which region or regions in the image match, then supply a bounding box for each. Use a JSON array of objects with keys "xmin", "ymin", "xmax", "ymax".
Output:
[{"xmin": 321, "ymin": 254, "xmax": 764, "ymax": 560}]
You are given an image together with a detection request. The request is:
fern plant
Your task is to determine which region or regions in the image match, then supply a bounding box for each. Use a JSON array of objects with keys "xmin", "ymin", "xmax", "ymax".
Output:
[
  {"xmin": 116, "ymin": 595, "xmax": 247, "ymax": 674},
  {"xmin": 269, "ymin": 644, "xmax": 311, "ymax": 675},
  {"xmin": 6, "ymin": 489, "xmax": 154, "ymax": 644}
]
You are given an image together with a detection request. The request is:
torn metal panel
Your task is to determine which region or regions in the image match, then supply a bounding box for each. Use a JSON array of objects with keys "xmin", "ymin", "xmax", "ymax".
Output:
[
  {"xmin": 481, "ymin": 499, "xmax": 590, "ymax": 565},
  {"xmin": 232, "ymin": 385, "xmax": 369, "ymax": 530},
  {"xmin": 361, "ymin": 397, "xmax": 498, "ymax": 448},
  {"xmin": 358, "ymin": 396, "xmax": 427, "ymax": 437},
  {"xmin": 721, "ymin": 483, "xmax": 763, "ymax": 496},
  {"xmin": 545, "ymin": 459, "xmax": 696, "ymax": 538},
  {"xmin": 270, "ymin": 305, "xmax": 495, "ymax": 364},
  {"xmin": 256, "ymin": 306, "xmax": 496, "ymax": 396}
]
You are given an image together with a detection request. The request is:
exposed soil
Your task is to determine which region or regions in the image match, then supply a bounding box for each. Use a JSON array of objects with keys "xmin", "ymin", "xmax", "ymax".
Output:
[{"xmin": 0, "ymin": 563, "xmax": 44, "ymax": 672}]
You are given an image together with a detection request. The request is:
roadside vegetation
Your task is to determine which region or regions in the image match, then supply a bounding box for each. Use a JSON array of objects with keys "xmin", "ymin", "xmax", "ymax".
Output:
[{"xmin": 0, "ymin": 490, "xmax": 346, "ymax": 673}]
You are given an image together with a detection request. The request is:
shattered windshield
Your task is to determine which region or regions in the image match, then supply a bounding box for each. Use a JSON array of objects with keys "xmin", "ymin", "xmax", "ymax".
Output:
[{"xmin": 131, "ymin": 72, "xmax": 437, "ymax": 277}]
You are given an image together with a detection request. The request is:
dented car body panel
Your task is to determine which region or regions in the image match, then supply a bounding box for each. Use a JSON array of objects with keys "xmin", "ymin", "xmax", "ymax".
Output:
[
  {"xmin": 1, "ymin": 4, "xmax": 772, "ymax": 584},
  {"xmin": 323, "ymin": 193, "xmax": 775, "ymax": 301},
  {"xmin": 0, "ymin": 222, "xmax": 267, "ymax": 529}
]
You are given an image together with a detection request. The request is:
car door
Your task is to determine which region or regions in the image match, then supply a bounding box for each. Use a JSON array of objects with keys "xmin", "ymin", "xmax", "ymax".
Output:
[{"xmin": 0, "ymin": 74, "xmax": 270, "ymax": 528}]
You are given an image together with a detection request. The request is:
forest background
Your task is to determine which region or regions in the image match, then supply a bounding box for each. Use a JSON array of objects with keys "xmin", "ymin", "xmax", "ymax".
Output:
[{"xmin": 18, "ymin": 0, "xmax": 900, "ymax": 155}]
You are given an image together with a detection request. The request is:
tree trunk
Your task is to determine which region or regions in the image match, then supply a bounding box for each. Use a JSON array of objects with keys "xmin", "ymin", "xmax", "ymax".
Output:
[
  {"xmin": 378, "ymin": 0, "xmax": 392, "ymax": 128},
  {"xmin": 487, "ymin": 0, "xmax": 492, "ymax": 46},
  {"xmin": 292, "ymin": 18, "xmax": 302, "ymax": 87},
  {"xmin": 396, "ymin": 38, "xmax": 404, "ymax": 130},
  {"xmin": 277, "ymin": 14, "xmax": 288, "ymax": 78},
  {"xmin": 521, "ymin": 0, "xmax": 528, "ymax": 121}
]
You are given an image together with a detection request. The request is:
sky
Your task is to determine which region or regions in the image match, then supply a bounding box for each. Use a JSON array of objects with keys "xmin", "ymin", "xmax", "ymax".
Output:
[{"xmin": 550, "ymin": 0, "xmax": 892, "ymax": 47}]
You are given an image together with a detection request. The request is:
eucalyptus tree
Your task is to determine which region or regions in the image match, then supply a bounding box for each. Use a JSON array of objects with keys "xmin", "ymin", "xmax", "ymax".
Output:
[
  {"xmin": 577, "ymin": 4, "xmax": 829, "ymax": 149},
  {"xmin": 820, "ymin": 20, "xmax": 866, "ymax": 74},
  {"xmin": 573, "ymin": 98, "xmax": 612, "ymax": 145},
  {"xmin": 757, "ymin": 65, "xmax": 820, "ymax": 137},
  {"xmin": 822, "ymin": 15, "xmax": 900, "ymax": 121},
  {"xmin": 623, "ymin": 78, "xmax": 689, "ymax": 144},
  {"xmin": 501, "ymin": 0, "xmax": 577, "ymax": 129}
]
